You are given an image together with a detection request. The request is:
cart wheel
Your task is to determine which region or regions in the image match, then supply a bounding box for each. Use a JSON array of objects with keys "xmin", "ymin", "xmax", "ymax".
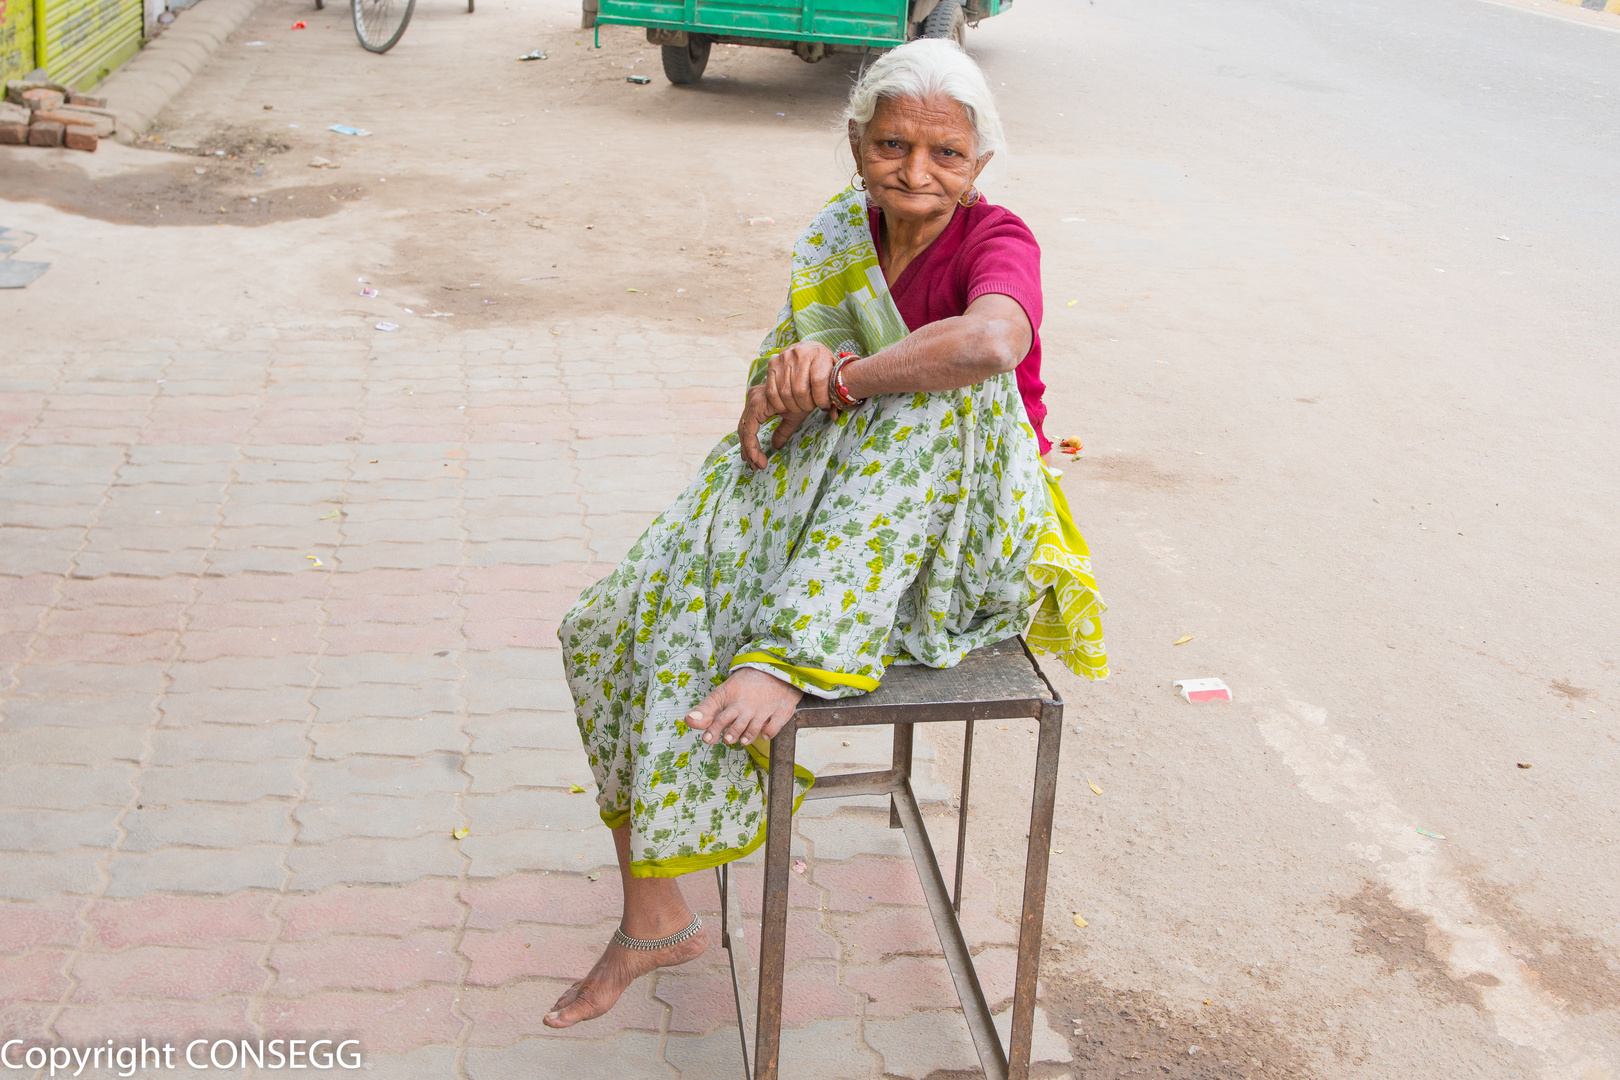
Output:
[
  {"xmin": 353, "ymin": 0, "xmax": 416, "ymax": 52},
  {"xmin": 314, "ymin": 0, "xmax": 323, "ymax": 10},
  {"xmin": 662, "ymin": 36, "xmax": 711, "ymax": 84},
  {"xmin": 919, "ymin": 0, "xmax": 965, "ymax": 47}
]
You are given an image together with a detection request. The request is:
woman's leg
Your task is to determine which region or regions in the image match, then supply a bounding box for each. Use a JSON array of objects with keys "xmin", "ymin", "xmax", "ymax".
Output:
[{"xmin": 543, "ymin": 824, "xmax": 709, "ymax": 1028}]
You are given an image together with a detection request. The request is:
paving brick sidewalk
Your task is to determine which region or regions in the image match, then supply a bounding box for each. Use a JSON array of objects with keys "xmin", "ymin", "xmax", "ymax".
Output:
[{"xmin": 0, "ymin": 321, "xmax": 1072, "ymax": 1078}]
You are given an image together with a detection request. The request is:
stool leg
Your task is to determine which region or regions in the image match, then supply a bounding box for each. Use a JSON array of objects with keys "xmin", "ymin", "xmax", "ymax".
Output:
[
  {"xmin": 889, "ymin": 722, "xmax": 913, "ymax": 829},
  {"xmin": 952, "ymin": 718, "xmax": 974, "ymax": 914},
  {"xmin": 1008, "ymin": 701, "xmax": 1062, "ymax": 1080},
  {"xmin": 754, "ymin": 721, "xmax": 798, "ymax": 1080}
]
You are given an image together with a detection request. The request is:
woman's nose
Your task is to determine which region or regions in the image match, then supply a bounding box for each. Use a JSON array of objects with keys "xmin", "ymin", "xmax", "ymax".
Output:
[{"xmin": 898, "ymin": 147, "xmax": 933, "ymax": 187}]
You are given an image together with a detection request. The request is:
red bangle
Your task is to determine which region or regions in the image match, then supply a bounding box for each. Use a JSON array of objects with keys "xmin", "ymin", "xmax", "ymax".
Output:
[{"xmin": 830, "ymin": 351, "xmax": 864, "ymax": 409}]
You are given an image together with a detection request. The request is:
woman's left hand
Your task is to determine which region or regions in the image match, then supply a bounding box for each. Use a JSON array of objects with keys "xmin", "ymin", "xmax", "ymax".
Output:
[{"xmin": 737, "ymin": 385, "xmax": 812, "ymax": 471}]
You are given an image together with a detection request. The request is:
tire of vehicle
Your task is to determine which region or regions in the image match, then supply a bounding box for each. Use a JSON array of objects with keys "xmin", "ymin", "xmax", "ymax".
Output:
[
  {"xmin": 352, "ymin": 0, "xmax": 416, "ymax": 53},
  {"xmin": 919, "ymin": 0, "xmax": 965, "ymax": 47},
  {"xmin": 662, "ymin": 36, "xmax": 712, "ymax": 84}
]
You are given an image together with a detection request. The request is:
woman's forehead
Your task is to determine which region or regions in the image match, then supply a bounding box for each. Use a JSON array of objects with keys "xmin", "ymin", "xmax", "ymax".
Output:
[{"xmin": 867, "ymin": 94, "xmax": 975, "ymax": 142}]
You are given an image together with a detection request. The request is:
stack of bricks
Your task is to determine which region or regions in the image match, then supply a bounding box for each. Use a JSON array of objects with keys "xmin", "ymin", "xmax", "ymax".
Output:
[{"xmin": 0, "ymin": 81, "xmax": 116, "ymax": 152}]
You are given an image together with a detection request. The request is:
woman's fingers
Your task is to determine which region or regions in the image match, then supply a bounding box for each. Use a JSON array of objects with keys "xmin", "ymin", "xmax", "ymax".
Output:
[
  {"xmin": 737, "ymin": 388, "xmax": 773, "ymax": 470},
  {"xmin": 771, "ymin": 410, "xmax": 809, "ymax": 450}
]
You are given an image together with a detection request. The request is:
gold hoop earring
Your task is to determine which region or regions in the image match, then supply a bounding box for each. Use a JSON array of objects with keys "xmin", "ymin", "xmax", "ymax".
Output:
[
  {"xmin": 958, "ymin": 186, "xmax": 981, "ymax": 208},
  {"xmin": 852, "ymin": 171, "xmax": 866, "ymax": 192}
]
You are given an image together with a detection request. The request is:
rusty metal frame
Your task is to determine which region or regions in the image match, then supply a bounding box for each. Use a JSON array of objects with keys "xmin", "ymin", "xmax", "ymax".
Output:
[{"xmin": 719, "ymin": 637, "xmax": 1064, "ymax": 1080}]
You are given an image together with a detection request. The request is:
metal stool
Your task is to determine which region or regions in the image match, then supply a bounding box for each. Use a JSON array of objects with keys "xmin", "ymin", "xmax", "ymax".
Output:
[{"xmin": 715, "ymin": 636, "xmax": 1064, "ymax": 1080}]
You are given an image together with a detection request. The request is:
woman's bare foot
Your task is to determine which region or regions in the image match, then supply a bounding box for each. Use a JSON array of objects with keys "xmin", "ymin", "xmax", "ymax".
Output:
[
  {"xmin": 684, "ymin": 667, "xmax": 803, "ymax": 747},
  {"xmin": 544, "ymin": 917, "xmax": 708, "ymax": 1028}
]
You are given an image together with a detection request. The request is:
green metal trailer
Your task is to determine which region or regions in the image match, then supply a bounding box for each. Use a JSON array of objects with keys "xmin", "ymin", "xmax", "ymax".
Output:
[{"xmin": 584, "ymin": 0, "xmax": 1009, "ymax": 84}]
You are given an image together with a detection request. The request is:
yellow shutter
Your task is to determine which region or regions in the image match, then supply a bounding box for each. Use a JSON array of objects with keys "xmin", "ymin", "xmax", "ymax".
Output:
[
  {"xmin": 36, "ymin": 0, "xmax": 142, "ymax": 91},
  {"xmin": 0, "ymin": 0, "xmax": 36, "ymax": 84}
]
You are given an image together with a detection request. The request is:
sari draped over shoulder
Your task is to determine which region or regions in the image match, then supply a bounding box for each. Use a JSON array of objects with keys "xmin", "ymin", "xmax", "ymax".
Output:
[{"xmin": 558, "ymin": 188, "xmax": 1106, "ymax": 878}]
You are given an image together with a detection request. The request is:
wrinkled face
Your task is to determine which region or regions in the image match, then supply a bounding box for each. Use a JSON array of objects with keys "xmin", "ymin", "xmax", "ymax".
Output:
[{"xmin": 850, "ymin": 93, "xmax": 991, "ymax": 225}]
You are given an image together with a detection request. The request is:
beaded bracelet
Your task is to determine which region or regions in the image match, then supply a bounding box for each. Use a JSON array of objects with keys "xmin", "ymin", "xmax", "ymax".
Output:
[{"xmin": 829, "ymin": 350, "xmax": 865, "ymax": 409}]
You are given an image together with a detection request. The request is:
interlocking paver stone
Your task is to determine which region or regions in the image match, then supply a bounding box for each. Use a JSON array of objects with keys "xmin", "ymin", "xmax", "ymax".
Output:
[{"xmin": 293, "ymin": 792, "xmax": 459, "ymax": 844}]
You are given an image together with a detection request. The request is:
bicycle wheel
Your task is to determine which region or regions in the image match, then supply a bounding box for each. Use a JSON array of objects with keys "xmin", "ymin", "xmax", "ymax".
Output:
[{"xmin": 353, "ymin": 0, "xmax": 415, "ymax": 53}]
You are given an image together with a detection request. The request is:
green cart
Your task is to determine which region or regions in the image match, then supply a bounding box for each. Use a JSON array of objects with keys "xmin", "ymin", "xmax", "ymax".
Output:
[{"xmin": 583, "ymin": 0, "xmax": 1010, "ymax": 84}]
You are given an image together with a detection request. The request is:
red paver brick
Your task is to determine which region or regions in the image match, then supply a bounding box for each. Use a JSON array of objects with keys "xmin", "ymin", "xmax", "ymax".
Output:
[
  {"xmin": 0, "ymin": 574, "xmax": 61, "ymax": 608},
  {"xmin": 460, "ymin": 873, "xmax": 624, "ymax": 931},
  {"xmin": 844, "ymin": 955, "xmax": 965, "ymax": 1018},
  {"xmin": 815, "ymin": 857, "xmax": 929, "ymax": 914},
  {"xmin": 194, "ymin": 574, "xmax": 328, "ymax": 604},
  {"xmin": 0, "ymin": 1002, "xmax": 54, "ymax": 1044},
  {"xmin": 54, "ymin": 995, "xmax": 253, "ymax": 1043},
  {"xmin": 86, "ymin": 893, "xmax": 278, "ymax": 951},
  {"xmin": 832, "ymin": 906, "xmax": 942, "ymax": 965},
  {"xmin": 467, "ymin": 422, "xmax": 576, "ymax": 443},
  {"xmin": 186, "ymin": 599, "xmax": 325, "ymax": 632},
  {"xmin": 731, "ymin": 861, "xmax": 822, "ymax": 915},
  {"xmin": 324, "ymin": 594, "xmax": 459, "ymax": 626},
  {"xmin": 277, "ymin": 880, "xmax": 463, "ymax": 942},
  {"xmin": 463, "ymin": 618, "xmax": 558, "ymax": 651},
  {"xmin": 0, "ymin": 631, "xmax": 33, "ymax": 661},
  {"xmin": 181, "ymin": 626, "xmax": 323, "ymax": 662},
  {"xmin": 0, "ymin": 898, "xmax": 85, "ymax": 952},
  {"xmin": 461, "ymin": 564, "xmax": 602, "ymax": 595},
  {"xmin": 44, "ymin": 605, "xmax": 186, "ymax": 637},
  {"xmin": 262, "ymin": 986, "xmax": 460, "ymax": 1051},
  {"xmin": 57, "ymin": 577, "xmax": 192, "ymax": 608},
  {"xmin": 462, "ymin": 978, "xmax": 665, "ymax": 1045},
  {"xmin": 321, "ymin": 623, "xmax": 462, "ymax": 656},
  {"xmin": 33, "ymin": 632, "xmax": 173, "ymax": 665},
  {"xmin": 0, "ymin": 951, "xmax": 72, "ymax": 1011},
  {"xmin": 70, "ymin": 944, "xmax": 267, "ymax": 1003},
  {"xmin": 327, "ymin": 567, "xmax": 460, "ymax": 598},
  {"xmin": 269, "ymin": 931, "xmax": 461, "ymax": 994},
  {"xmin": 459, "ymin": 923, "xmax": 611, "ymax": 987}
]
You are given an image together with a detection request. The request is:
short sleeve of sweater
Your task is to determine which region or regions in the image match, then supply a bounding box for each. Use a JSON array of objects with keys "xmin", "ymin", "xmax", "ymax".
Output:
[{"xmin": 958, "ymin": 210, "xmax": 1044, "ymax": 336}]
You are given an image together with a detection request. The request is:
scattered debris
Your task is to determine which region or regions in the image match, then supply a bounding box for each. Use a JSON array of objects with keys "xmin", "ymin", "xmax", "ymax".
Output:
[
  {"xmin": 360, "ymin": 287, "xmax": 378, "ymax": 297},
  {"xmin": 1058, "ymin": 437, "xmax": 1082, "ymax": 456},
  {"xmin": 291, "ymin": 20, "xmax": 307, "ymax": 28},
  {"xmin": 422, "ymin": 312, "xmax": 453, "ymax": 318},
  {"xmin": 747, "ymin": 217, "xmax": 775, "ymax": 225},
  {"xmin": 1517, "ymin": 762, "xmax": 1532, "ymax": 769},
  {"xmin": 1086, "ymin": 777, "xmax": 1103, "ymax": 795},
  {"xmin": 1416, "ymin": 828, "xmax": 1446, "ymax": 840},
  {"xmin": 568, "ymin": 783, "xmax": 586, "ymax": 793},
  {"xmin": 1173, "ymin": 635, "xmax": 1194, "ymax": 645},
  {"xmin": 517, "ymin": 49, "xmax": 548, "ymax": 60},
  {"xmin": 453, "ymin": 826, "xmax": 469, "ymax": 839},
  {"xmin": 1497, "ymin": 235, "xmax": 1510, "ymax": 241},
  {"xmin": 375, "ymin": 322, "xmax": 399, "ymax": 331},
  {"xmin": 627, "ymin": 74, "xmax": 651, "ymax": 84},
  {"xmin": 309, "ymin": 156, "xmax": 340, "ymax": 168},
  {"xmin": 1072, "ymin": 912, "xmax": 1088, "ymax": 928},
  {"xmin": 0, "ymin": 226, "xmax": 34, "ymax": 256},
  {"xmin": 587, "ymin": 870, "xmax": 602, "ymax": 881},
  {"xmin": 520, "ymin": 275, "xmax": 560, "ymax": 282},
  {"xmin": 306, "ymin": 555, "xmax": 325, "ymax": 567},
  {"xmin": 0, "ymin": 258, "xmax": 50, "ymax": 288},
  {"xmin": 319, "ymin": 508, "xmax": 341, "ymax": 519},
  {"xmin": 792, "ymin": 859, "xmax": 807, "ymax": 874},
  {"xmin": 1173, "ymin": 677, "xmax": 1231, "ymax": 703},
  {"xmin": 328, "ymin": 124, "xmax": 372, "ymax": 136}
]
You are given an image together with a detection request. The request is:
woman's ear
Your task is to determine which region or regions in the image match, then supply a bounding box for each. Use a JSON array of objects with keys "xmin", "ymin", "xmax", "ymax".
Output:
[
  {"xmin": 971, "ymin": 149, "xmax": 994, "ymax": 184},
  {"xmin": 848, "ymin": 120, "xmax": 862, "ymax": 160}
]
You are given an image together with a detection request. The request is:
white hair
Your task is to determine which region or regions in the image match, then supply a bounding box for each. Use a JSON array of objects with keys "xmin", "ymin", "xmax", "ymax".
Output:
[{"xmin": 844, "ymin": 39, "xmax": 1005, "ymax": 159}]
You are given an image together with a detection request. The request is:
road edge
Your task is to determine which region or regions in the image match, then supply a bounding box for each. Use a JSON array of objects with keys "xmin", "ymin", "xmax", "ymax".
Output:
[{"xmin": 98, "ymin": 0, "xmax": 268, "ymax": 143}]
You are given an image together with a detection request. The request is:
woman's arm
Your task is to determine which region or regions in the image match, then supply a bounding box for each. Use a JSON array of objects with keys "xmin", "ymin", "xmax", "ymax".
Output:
[{"xmin": 737, "ymin": 293, "xmax": 1032, "ymax": 469}]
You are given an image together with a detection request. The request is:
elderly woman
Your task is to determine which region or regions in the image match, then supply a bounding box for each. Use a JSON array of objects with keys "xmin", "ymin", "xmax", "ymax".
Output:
[{"xmin": 546, "ymin": 38, "xmax": 1106, "ymax": 1028}]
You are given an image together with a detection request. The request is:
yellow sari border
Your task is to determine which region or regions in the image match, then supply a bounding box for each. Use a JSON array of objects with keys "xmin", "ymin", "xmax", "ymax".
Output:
[
  {"xmin": 628, "ymin": 739, "xmax": 815, "ymax": 878},
  {"xmin": 730, "ymin": 650, "xmax": 880, "ymax": 693}
]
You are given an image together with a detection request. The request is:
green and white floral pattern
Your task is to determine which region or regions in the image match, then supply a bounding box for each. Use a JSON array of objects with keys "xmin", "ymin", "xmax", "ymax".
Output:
[{"xmin": 559, "ymin": 188, "xmax": 1106, "ymax": 878}]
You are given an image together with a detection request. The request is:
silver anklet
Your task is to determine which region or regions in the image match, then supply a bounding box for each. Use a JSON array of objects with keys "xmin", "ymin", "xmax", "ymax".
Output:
[{"xmin": 613, "ymin": 915, "xmax": 703, "ymax": 952}]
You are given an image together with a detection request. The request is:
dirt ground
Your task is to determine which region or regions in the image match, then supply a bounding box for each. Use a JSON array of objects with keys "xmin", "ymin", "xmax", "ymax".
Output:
[{"xmin": 2, "ymin": 0, "xmax": 1618, "ymax": 1076}]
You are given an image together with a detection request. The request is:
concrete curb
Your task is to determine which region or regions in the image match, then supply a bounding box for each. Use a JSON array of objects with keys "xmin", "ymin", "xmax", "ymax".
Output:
[{"xmin": 98, "ymin": 0, "xmax": 266, "ymax": 143}]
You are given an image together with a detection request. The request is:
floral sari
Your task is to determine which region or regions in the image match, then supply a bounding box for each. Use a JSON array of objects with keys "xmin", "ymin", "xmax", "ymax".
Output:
[{"xmin": 558, "ymin": 187, "xmax": 1106, "ymax": 878}]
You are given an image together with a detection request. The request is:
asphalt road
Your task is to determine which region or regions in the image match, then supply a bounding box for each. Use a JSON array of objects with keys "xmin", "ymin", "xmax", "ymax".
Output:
[{"xmin": 981, "ymin": 0, "xmax": 1620, "ymax": 1076}]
